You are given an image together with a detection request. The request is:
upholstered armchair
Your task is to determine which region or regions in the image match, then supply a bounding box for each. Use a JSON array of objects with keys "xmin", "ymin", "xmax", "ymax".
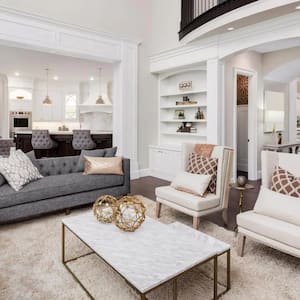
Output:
[
  {"xmin": 237, "ymin": 151, "xmax": 300, "ymax": 258},
  {"xmin": 155, "ymin": 143, "xmax": 234, "ymax": 229}
]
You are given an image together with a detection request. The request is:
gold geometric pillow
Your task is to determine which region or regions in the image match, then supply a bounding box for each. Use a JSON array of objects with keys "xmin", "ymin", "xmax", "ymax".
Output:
[
  {"xmin": 187, "ymin": 153, "xmax": 218, "ymax": 193},
  {"xmin": 271, "ymin": 166, "xmax": 300, "ymax": 198}
]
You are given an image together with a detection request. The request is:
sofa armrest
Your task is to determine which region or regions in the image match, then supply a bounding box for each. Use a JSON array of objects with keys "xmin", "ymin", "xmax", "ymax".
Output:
[{"xmin": 122, "ymin": 158, "xmax": 131, "ymax": 193}]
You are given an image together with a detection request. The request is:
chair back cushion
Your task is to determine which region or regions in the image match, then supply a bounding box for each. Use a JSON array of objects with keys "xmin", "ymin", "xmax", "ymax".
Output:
[
  {"xmin": 254, "ymin": 186, "xmax": 300, "ymax": 227},
  {"xmin": 182, "ymin": 143, "xmax": 233, "ymax": 208},
  {"xmin": 262, "ymin": 151, "xmax": 300, "ymax": 189}
]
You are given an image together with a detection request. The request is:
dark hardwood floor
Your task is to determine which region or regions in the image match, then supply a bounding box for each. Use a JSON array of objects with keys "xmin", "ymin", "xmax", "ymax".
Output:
[{"xmin": 131, "ymin": 176, "xmax": 261, "ymax": 231}]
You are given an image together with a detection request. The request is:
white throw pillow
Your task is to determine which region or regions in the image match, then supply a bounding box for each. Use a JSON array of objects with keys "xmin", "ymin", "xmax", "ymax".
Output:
[
  {"xmin": 171, "ymin": 171, "xmax": 211, "ymax": 197},
  {"xmin": 254, "ymin": 186, "xmax": 300, "ymax": 227},
  {"xmin": 0, "ymin": 149, "xmax": 43, "ymax": 191}
]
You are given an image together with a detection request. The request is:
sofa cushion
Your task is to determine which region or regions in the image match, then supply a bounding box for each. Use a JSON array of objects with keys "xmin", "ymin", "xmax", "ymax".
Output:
[
  {"xmin": 0, "ymin": 172, "xmax": 124, "ymax": 209},
  {"xmin": 37, "ymin": 156, "xmax": 80, "ymax": 176},
  {"xmin": 271, "ymin": 166, "xmax": 300, "ymax": 198},
  {"xmin": 170, "ymin": 171, "xmax": 211, "ymax": 197},
  {"xmin": 77, "ymin": 147, "xmax": 117, "ymax": 172},
  {"xmin": 186, "ymin": 153, "xmax": 218, "ymax": 193},
  {"xmin": 254, "ymin": 186, "xmax": 300, "ymax": 227},
  {"xmin": 0, "ymin": 150, "xmax": 43, "ymax": 191},
  {"xmin": 156, "ymin": 186, "xmax": 220, "ymax": 211},
  {"xmin": 237, "ymin": 211, "xmax": 300, "ymax": 250}
]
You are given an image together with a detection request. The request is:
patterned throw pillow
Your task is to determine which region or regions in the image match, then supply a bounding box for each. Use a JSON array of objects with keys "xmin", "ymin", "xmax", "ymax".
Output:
[
  {"xmin": 0, "ymin": 150, "xmax": 43, "ymax": 191},
  {"xmin": 271, "ymin": 166, "xmax": 300, "ymax": 198},
  {"xmin": 194, "ymin": 144, "xmax": 215, "ymax": 158},
  {"xmin": 187, "ymin": 153, "xmax": 218, "ymax": 193}
]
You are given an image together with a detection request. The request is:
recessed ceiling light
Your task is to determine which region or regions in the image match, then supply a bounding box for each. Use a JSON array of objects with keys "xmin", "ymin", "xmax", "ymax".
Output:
[
  {"xmin": 227, "ymin": 27, "xmax": 235, "ymax": 31},
  {"xmin": 296, "ymin": 5, "xmax": 300, "ymax": 9},
  {"xmin": 53, "ymin": 76, "xmax": 59, "ymax": 81},
  {"xmin": 90, "ymin": 77, "xmax": 94, "ymax": 81},
  {"xmin": 14, "ymin": 72, "xmax": 20, "ymax": 76}
]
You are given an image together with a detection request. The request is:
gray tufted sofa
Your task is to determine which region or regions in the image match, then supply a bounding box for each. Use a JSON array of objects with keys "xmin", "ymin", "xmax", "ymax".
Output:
[{"xmin": 0, "ymin": 155, "xmax": 130, "ymax": 224}]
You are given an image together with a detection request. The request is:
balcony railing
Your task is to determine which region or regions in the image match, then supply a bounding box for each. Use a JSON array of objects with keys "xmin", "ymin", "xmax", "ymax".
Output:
[{"xmin": 179, "ymin": 0, "xmax": 258, "ymax": 40}]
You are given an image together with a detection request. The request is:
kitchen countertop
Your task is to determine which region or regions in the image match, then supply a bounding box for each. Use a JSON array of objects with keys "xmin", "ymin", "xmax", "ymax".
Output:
[{"xmin": 14, "ymin": 130, "xmax": 113, "ymax": 135}]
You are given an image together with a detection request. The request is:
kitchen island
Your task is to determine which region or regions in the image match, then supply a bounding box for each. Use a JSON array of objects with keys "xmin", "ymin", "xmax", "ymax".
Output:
[{"xmin": 14, "ymin": 131, "xmax": 113, "ymax": 157}]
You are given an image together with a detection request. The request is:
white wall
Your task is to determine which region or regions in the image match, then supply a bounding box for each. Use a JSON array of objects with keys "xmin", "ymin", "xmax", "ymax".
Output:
[{"xmin": 0, "ymin": 0, "xmax": 158, "ymax": 169}]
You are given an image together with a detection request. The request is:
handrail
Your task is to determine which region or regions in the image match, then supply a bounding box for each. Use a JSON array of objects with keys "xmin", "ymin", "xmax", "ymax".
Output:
[{"xmin": 179, "ymin": 0, "xmax": 258, "ymax": 40}]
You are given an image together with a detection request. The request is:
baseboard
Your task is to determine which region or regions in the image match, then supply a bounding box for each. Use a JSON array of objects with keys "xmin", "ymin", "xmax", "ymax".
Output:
[
  {"xmin": 257, "ymin": 170, "xmax": 262, "ymax": 179},
  {"xmin": 139, "ymin": 168, "xmax": 151, "ymax": 178}
]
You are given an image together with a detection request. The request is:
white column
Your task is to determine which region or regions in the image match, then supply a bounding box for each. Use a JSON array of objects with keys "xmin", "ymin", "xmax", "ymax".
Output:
[
  {"xmin": 113, "ymin": 42, "xmax": 139, "ymax": 178},
  {"xmin": 0, "ymin": 74, "xmax": 9, "ymax": 138},
  {"xmin": 206, "ymin": 59, "xmax": 224, "ymax": 145},
  {"xmin": 289, "ymin": 79, "xmax": 297, "ymax": 143}
]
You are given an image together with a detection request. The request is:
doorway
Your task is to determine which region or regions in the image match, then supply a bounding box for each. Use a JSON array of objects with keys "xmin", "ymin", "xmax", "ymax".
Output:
[
  {"xmin": 233, "ymin": 68, "xmax": 258, "ymax": 181},
  {"xmin": 236, "ymin": 74, "xmax": 249, "ymax": 177}
]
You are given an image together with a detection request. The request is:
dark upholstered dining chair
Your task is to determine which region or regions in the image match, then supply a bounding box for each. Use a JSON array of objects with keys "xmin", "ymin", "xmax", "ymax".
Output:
[
  {"xmin": 72, "ymin": 130, "xmax": 96, "ymax": 151},
  {"xmin": 31, "ymin": 130, "xmax": 58, "ymax": 158}
]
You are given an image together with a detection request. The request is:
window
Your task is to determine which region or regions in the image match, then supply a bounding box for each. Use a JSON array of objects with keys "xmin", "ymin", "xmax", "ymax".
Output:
[{"xmin": 65, "ymin": 94, "xmax": 77, "ymax": 120}]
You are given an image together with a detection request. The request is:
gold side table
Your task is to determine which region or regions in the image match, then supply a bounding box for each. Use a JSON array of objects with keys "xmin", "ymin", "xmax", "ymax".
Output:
[{"xmin": 230, "ymin": 183, "xmax": 255, "ymax": 213}]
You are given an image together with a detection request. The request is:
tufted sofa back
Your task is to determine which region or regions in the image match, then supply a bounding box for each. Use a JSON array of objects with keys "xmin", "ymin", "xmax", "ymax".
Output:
[{"xmin": 37, "ymin": 156, "xmax": 80, "ymax": 176}]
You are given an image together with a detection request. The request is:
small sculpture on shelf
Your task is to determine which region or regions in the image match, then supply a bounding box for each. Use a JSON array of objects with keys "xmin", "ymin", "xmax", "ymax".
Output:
[
  {"xmin": 177, "ymin": 122, "xmax": 197, "ymax": 133},
  {"xmin": 195, "ymin": 107, "xmax": 205, "ymax": 120}
]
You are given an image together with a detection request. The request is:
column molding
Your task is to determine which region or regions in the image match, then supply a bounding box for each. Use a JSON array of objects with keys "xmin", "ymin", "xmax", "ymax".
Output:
[{"xmin": 206, "ymin": 59, "xmax": 224, "ymax": 145}]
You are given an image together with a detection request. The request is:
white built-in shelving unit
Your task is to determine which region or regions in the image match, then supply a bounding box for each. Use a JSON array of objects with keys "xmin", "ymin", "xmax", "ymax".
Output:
[{"xmin": 159, "ymin": 68, "xmax": 208, "ymax": 146}]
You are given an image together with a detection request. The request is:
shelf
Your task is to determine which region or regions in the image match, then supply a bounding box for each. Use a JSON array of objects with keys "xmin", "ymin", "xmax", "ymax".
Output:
[
  {"xmin": 161, "ymin": 132, "xmax": 206, "ymax": 137},
  {"xmin": 160, "ymin": 104, "xmax": 206, "ymax": 109},
  {"xmin": 160, "ymin": 90, "xmax": 206, "ymax": 97},
  {"xmin": 161, "ymin": 119, "xmax": 206, "ymax": 123}
]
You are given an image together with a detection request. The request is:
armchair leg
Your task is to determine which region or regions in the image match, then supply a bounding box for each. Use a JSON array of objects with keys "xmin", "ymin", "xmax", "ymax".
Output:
[
  {"xmin": 155, "ymin": 202, "xmax": 162, "ymax": 218},
  {"xmin": 193, "ymin": 216, "xmax": 200, "ymax": 230},
  {"xmin": 237, "ymin": 233, "xmax": 246, "ymax": 257}
]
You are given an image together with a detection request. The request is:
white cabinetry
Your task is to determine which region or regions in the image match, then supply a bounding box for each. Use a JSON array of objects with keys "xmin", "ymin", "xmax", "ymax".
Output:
[
  {"xmin": 8, "ymin": 77, "xmax": 33, "ymax": 112},
  {"xmin": 148, "ymin": 67, "xmax": 207, "ymax": 180},
  {"xmin": 159, "ymin": 68, "xmax": 207, "ymax": 145},
  {"xmin": 149, "ymin": 145, "xmax": 181, "ymax": 181}
]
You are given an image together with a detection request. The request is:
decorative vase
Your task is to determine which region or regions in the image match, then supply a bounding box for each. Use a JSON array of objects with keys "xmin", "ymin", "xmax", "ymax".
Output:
[{"xmin": 237, "ymin": 176, "xmax": 247, "ymax": 187}]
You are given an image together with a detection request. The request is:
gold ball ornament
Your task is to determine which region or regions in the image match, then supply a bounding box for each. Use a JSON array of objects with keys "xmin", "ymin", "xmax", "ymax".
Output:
[
  {"xmin": 115, "ymin": 196, "xmax": 146, "ymax": 232},
  {"xmin": 93, "ymin": 195, "xmax": 117, "ymax": 223}
]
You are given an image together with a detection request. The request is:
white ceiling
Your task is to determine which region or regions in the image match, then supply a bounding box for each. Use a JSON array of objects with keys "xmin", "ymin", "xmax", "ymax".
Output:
[
  {"xmin": 264, "ymin": 59, "xmax": 300, "ymax": 83},
  {"xmin": 252, "ymin": 38, "xmax": 300, "ymax": 53},
  {"xmin": 0, "ymin": 44, "xmax": 113, "ymax": 81}
]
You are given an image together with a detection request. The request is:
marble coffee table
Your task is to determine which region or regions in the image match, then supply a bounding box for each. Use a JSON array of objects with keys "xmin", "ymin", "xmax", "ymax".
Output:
[{"xmin": 62, "ymin": 212, "xmax": 231, "ymax": 300}]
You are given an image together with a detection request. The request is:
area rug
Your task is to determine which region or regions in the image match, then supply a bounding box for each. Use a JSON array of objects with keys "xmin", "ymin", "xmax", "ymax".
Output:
[{"xmin": 1, "ymin": 196, "xmax": 300, "ymax": 300}]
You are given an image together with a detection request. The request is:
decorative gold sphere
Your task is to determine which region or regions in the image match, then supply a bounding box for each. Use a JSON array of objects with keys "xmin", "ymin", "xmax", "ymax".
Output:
[
  {"xmin": 93, "ymin": 195, "xmax": 117, "ymax": 223},
  {"xmin": 115, "ymin": 196, "xmax": 146, "ymax": 232}
]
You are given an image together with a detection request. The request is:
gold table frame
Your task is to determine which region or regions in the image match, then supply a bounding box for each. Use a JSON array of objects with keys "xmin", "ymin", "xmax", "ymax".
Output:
[{"xmin": 62, "ymin": 224, "xmax": 231, "ymax": 300}]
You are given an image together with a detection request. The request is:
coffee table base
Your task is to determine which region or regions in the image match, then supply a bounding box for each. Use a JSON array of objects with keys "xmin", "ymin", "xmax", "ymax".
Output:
[{"xmin": 62, "ymin": 224, "xmax": 231, "ymax": 300}]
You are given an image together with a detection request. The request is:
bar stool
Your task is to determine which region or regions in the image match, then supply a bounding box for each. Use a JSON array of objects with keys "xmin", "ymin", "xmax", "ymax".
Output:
[
  {"xmin": 31, "ymin": 130, "xmax": 58, "ymax": 158},
  {"xmin": 72, "ymin": 130, "xmax": 96, "ymax": 154},
  {"xmin": 0, "ymin": 139, "xmax": 16, "ymax": 157}
]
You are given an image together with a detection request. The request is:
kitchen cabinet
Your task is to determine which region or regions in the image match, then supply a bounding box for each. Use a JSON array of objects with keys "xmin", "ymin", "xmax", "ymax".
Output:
[{"xmin": 149, "ymin": 145, "xmax": 181, "ymax": 181}]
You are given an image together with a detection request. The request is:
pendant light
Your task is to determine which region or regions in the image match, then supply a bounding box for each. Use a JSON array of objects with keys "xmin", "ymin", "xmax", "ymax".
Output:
[
  {"xmin": 96, "ymin": 67, "xmax": 104, "ymax": 104},
  {"xmin": 43, "ymin": 68, "xmax": 52, "ymax": 105}
]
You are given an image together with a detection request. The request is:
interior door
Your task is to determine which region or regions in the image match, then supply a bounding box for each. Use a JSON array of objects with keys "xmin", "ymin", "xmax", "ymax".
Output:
[{"xmin": 237, "ymin": 104, "xmax": 248, "ymax": 172}]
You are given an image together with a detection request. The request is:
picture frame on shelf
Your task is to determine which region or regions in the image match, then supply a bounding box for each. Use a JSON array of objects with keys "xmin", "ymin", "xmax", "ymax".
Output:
[
  {"xmin": 179, "ymin": 81, "xmax": 192, "ymax": 91},
  {"xmin": 175, "ymin": 109, "xmax": 185, "ymax": 120}
]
